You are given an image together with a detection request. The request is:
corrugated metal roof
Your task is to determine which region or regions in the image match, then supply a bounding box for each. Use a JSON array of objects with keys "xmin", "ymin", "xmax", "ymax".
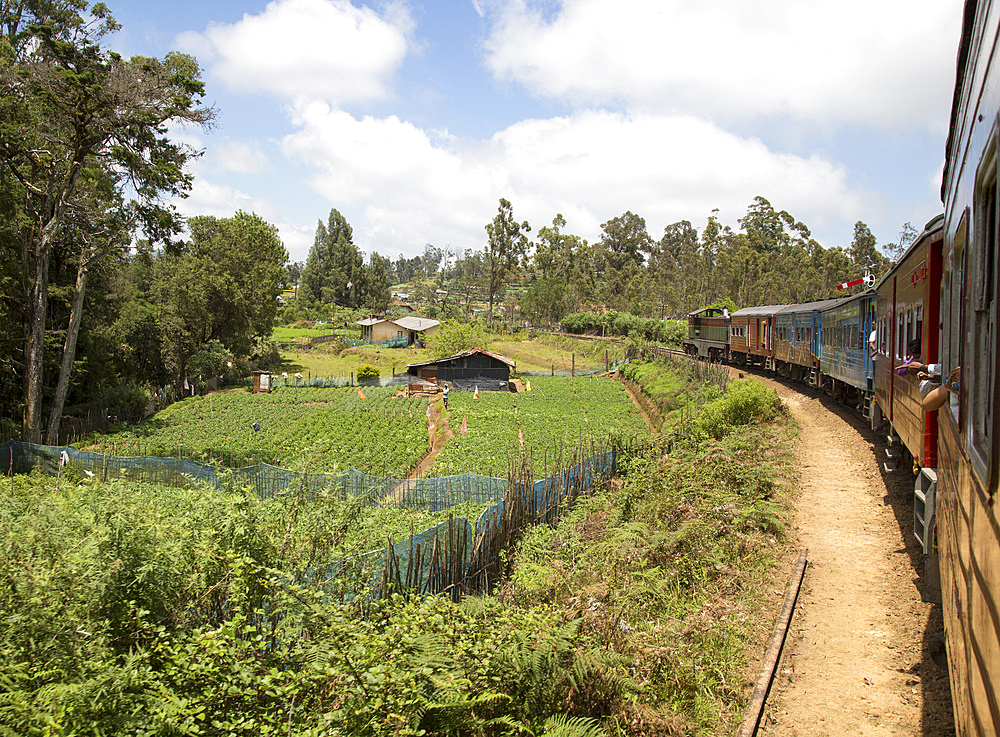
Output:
[
  {"xmin": 355, "ymin": 316, "xmax": 440, "ymax": 330},
  {"xmin": 731, "ymin": 304, "xmax": 793, "ymax": 317},
  {"xmin": 407, "ymin": 347, "xmax": 515, "ymax": 369},
  {"xmin": 394, "ymin": 316, "xmax": 440, "ymax": 331},
  {"xmin": 779, "ymin": 296, "xmax": 855, "ymax": 315}
]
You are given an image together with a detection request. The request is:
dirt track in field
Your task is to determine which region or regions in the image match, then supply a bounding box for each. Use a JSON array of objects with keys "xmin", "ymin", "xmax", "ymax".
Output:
[{"xmin": 751, "ymin": 374, "xmax": 954, "ymax": 737}]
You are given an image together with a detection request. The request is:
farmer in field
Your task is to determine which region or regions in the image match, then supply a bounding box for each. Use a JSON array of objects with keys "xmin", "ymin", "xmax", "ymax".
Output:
[{"xmin": 442, "ymin": 382, "xmax": 450, "ymax": 409}]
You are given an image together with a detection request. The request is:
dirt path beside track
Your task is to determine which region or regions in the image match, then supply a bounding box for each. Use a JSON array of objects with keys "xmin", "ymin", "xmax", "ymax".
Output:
[{"xmin": 754, "ymin": 376, "xmax": 954, "ymax": 736}]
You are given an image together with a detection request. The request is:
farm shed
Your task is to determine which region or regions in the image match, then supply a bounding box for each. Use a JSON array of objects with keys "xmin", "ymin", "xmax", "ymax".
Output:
[
  {"xmin": 407, "ymin": 348, "xmax": 514, "ymax": 391},
  {"xmin": 356, "ymin": 316, "xmax": 440, "ymax": 346}
]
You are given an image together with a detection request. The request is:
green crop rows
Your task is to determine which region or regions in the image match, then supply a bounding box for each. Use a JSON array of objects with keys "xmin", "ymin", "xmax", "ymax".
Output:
[
  {"xmin": 427, "ymin": 376, "xmax": 650, "ymax": 478},
  {"xmin": 80, "ymin": 386, "xmax": 430, "ymax": 477}
]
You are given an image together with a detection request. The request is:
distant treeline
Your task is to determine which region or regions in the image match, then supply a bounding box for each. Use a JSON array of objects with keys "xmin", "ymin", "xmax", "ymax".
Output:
[{"xmin": 560, "ymin": 310, "xmax": 687, "ymax": 346}]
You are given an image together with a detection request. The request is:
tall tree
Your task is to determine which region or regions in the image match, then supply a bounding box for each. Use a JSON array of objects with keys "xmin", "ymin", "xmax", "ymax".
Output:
[
  {"xmin": 151, "ymin": 211, "xmax": 287, "ymax": 389},
  {"xmin": 484, "ymin": 198, "xmax": 531, "ymax": 324},
  {"xmin": 300, "ymin": 209, "xmax": 363, "ymax": 306},
  {"xmin": 0, "ymin": 1, "xmax": 213, "ymax": 441},
  {"xmin": 849, "ymin": 221, "xmax": 885, "ymax": 281},
  {"xmin": 599, "ymin": 210, "xmax": 652, "ymax": 272},
  {"xmin": 364, "ymin": 252, "xmax": 391, "ymax": 313}
]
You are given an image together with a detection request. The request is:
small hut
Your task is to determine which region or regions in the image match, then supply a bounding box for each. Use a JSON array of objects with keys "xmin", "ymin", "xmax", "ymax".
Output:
[
  {"xmin": 406, "ymin": 348, "xmax": 514, "ymax": 392},
  {"xmin": 252, "ymin": 371, "xmax": 271, "ymax": 394}
]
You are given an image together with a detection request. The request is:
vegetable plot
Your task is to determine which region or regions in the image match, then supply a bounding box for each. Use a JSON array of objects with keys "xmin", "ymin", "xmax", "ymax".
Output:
[
  {"xmin": 428, "ymin": 376, "xmax": 649, "ymax": 477},
  {"xmin": 81, "ymin": 386, "xmax": 429, "ymax": 477}
]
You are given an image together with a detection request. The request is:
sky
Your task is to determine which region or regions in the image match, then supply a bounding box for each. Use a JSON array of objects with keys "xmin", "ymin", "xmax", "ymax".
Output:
[{"xmin": 106, "ymin": 0, "xmax": 964, "ymax": 264}]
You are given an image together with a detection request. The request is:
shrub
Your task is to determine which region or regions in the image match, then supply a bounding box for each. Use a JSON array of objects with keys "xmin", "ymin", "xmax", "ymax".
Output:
[
  {"xmin": 92, "ymin": 381, "xmax": 150, "ymax": 425},
  {"xmin": 696, "ymin": 379, "xmax": 781, "ymax": 438},
  {"xmin": 356, "ymin": 364, "xmax": 380, "ymax": 380}
]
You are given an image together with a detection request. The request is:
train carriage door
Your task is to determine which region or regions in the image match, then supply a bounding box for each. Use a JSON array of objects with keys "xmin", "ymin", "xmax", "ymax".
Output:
[{"xmin": 864, "ymin": 305, "xmax": 874, "ymax": 382}]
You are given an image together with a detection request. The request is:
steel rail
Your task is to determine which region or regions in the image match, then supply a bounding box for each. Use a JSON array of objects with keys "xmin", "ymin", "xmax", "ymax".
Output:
[{"xmin": 737, "ymin": 549, "xmax": 809, "ymax": 737}]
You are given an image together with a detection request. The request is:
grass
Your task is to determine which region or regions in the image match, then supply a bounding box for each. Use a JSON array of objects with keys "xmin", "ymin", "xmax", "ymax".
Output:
[
  {"xmin": 273, "ymin": 332, "xmax": 625, "ymax": 380},
  {"xmin": 500, "ymin": 356, "xmax": 799, "ymax": 734},
  {"xmin": 274, "ymin": 344, "xmax": 432, "ymax": 379}
]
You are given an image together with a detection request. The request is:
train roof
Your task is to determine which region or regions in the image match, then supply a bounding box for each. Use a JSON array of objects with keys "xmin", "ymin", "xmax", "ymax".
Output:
[
  {"xmin": 875, "ymin": 214, "xmax": 944, "ymax": 290},
  {"xmin": 778, "ymin": 297, "xmax": 852, "ymax": 315},
  {"xmin": 731, "ymin": 304, "xmax": 793, "ymax": 317},
  {"xmin": 826, "ymin": 288, "xmax": 876, "ymax": 308},
  {"xmin": 943, "ymin": 0, "xmax": 979, "ymax": 201},
  {"xmin": 687, "ymin": 306, "xmax": 728, "ymax": 317}
]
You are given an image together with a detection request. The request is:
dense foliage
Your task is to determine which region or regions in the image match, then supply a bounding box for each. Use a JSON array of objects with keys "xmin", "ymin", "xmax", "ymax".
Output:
[{"xmin": 561, "ymin": 311, "xmax": 686, "ymax": 346}]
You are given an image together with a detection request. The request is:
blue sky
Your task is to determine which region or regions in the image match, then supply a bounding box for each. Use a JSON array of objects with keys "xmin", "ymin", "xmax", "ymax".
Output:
[{"xmin": 106, "ymin": 0, "xmax": 962, "ymax": 264}]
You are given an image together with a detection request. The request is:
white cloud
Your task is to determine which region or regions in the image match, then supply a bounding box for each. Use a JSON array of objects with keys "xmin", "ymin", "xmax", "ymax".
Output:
[
  {"xmin": 176, "ymin": 0, "xmax": 413, "ymax": 103},
  {"xmin": 481, "ymin": 0, "xmax": 960, "ymax": 132},
  {"xmin": 212, "ymin": 140, "xmax": 272, "ymax": 174},
  {"xmin": 280, "ymin": 105, "xmax": 871, "ymax": 257}
]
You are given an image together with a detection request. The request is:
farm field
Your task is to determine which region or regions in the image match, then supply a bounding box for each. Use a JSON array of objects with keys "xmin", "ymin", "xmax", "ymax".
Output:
[
  {"xmin": 79, "ymin": 386, "xmax": 430, "ymax": 477},
  {"xmin": 427, "ymin": 375, "xmax": 651, "ymax": 478}
]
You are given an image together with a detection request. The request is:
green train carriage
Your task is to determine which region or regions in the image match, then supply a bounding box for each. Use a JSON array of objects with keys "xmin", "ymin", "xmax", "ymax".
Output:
[{"xmin": 683, "ymin": 307, "xmax": 731, "ymax": 361}]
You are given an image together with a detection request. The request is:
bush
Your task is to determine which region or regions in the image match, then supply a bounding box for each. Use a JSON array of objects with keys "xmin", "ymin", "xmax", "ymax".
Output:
[
  {"xmin": 92, "ymin": 381, "xmax": 150, "ymax": 425},
  {"xmin": 356, "ymin": 364, "xmax": 380, "ymax": 380},
  {"xmin": 696, "ymin": 379, "xmax": 781, "ymax": 438}
]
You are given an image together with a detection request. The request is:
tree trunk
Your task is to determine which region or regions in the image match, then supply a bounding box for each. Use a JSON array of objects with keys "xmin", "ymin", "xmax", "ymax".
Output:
[
  {"xmin": 23, "ymin": 228, "xmax": 55, "ymax": 443},
  {"xmin": 45, "ymin": 256, "xmax": 90, "ymax": 445}
]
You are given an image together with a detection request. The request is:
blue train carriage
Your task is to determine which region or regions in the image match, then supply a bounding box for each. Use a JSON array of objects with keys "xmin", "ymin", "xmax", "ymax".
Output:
[
  {"xmin": 818, "ymin": 290, "xmax": 877, "ymax": 406},
  {"xmin": 683, "ymin": 306, "xmax": 730, "ymax": 361},
  {"xmin": 773, "ymin": 298, "xmax": 842, "ymax": 385}
]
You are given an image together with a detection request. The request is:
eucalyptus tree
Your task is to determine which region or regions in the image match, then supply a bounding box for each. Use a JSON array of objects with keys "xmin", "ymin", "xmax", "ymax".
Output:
[
  {"xmin": 522, "ymin": 214, "xmax": 582, "ymax": 324},
  {"xmin": 0, "ymin": 1, "xmax": 213, "ymax": 441},
  {"xmin": 484, "ymin": 198, "xmax": 531, "ymax": 324}
]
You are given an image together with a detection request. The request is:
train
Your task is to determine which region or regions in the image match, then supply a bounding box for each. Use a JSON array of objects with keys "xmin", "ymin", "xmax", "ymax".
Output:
[{"xmin": 681, "ymin": 2, "xmax": 1000, "ymax": 727}]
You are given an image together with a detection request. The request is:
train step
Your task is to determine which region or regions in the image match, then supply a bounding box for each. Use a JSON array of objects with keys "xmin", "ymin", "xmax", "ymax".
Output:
[
  {"xmin": 887, "ymin": 434, "xmax": 901, "ymax": 446},
  {"xmin": 883, "ymin": 461, "xmax": 897, "ymax": 473},
  {"xmin": 885, "ymin": 447, "xmax": 901, "ymax": 460}
]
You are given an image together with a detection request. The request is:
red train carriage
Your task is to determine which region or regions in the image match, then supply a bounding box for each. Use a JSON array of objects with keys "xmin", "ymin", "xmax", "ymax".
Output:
[
  {"xmin": 730, "ymin": 304, "xmax": 791, "ymax": 367},
  {"xmin": 937, "ymin": 1, "xmax": 1000, "ymax": 732},
  {"xmin": 872, "ymin": 215, "xmax": 944, "ymax": 470}
]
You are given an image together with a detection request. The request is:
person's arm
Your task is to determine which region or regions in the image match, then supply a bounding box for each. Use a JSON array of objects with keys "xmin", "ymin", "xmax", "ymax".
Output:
[
  {"xmin": 922, "ymin": 368, "xmax": 960, "ymax": 412},
  {"xmin": 922, "ymin": 385, "xmax": 950, "ymax": 412}
]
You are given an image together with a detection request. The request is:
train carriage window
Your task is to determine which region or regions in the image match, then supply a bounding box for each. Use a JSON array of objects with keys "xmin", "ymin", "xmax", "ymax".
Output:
[
  {"xmin": 914, "ymin": 302, "xmax": 923, "ymax": 354},
  {"xmin": 970, "ymin": 166, "xmax": 997, "ymax": 479},
  {"xmin": 945, "ymin": 213, "xmax": 969, "ymax": 426},
  {"xmin": 896, "ymin": 310, "xmax": 905, "ymax": 360}
]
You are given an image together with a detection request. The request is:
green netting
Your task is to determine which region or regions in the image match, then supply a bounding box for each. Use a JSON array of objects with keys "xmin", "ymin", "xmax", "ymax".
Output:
[
  {"xmin": 0, "ymin": 439, "xmax": 616, "ymax": 602},
  {"xmin": 521, "ymin": 359, "xmax": 628, "ymax": 377},
  {"xmin": 0, "ymin": 440, "xmax": 505, "ymax": 511}
]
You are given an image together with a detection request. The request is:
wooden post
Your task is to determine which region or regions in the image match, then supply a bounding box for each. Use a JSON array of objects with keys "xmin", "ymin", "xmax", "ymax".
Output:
[
  {"xmin": 572, "ymin": 354, "xmax": 575, "ymax": 377},
  {"xmin": 605, "ymin": 350, "xmax": 609, "ymax": 372}
]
